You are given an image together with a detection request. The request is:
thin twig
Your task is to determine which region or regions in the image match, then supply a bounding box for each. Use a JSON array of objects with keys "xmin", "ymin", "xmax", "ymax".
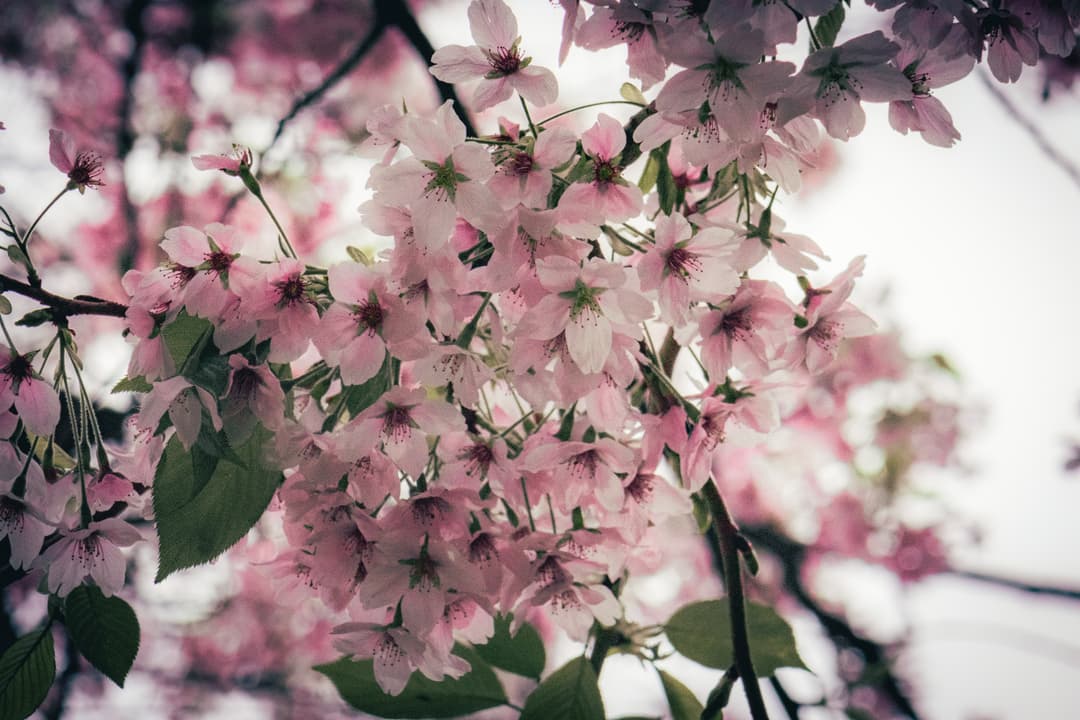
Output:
[
  {"xmin": 270, "ymin": 11, "xmax": 387, "ymax": 149},
  {"xmin": 268, "ymin": 0, "xmax": 477, "ymax": 155},
  {"xmin": 946, "ymin": 568, "xmax": 1080, "ymax": 600},
  {"xmin": 977, "ymin": 68, "xmax": 1080, "ymax": 191}
]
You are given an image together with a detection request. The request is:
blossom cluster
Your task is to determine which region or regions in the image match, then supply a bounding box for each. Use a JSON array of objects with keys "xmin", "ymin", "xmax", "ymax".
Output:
[{"xmin": 0, "ymin": 0, "xmax": 1065, "ymax": 712}]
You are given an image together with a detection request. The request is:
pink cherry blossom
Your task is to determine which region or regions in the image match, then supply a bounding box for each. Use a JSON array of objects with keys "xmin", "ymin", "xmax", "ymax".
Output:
[
  {"xmin": 191, "ymin": 145, "xmax": 253, "ymax": 175},
  {"xmin": 516, "ymin": 255, "xmax": 651, "ymax": 375},
  {"xmin": 221, "ymin": 355, "xmax": 285, "ymax": 443},
  {"xmin": 488, "ymin": 126, "xmax": 576, "ymax": 210},
  {"xmin": 369, "ymin": 101, "xmax": 503, "ymax": 250},
  {"xmin": 557, "ymin": 114, "xmax": 644, "ymax": 232},
  {"xmin": 785, "ymin": 32, "xmax": 913, "ymax": 140},
  {"xmin": 0, "ymin": 347, "xmax": 61, "ymax": 437},
  {"xmin": 346, "ymin": 387, "xmax": 465, "ymax": 479},
  {"xmin": 37, "ymin": 518, "xmax": 142, "ymax": 597},
  {"xmin": 315, "ymin": 263, "xmax": 428, "ymax": 386},
  {"xmin": 785, "ymin": 257, "xmax": 878, "ymax": 374},
  {"xmin": 689, "ymin": 279, "xmax": 794, "ymax": 380},
  {"xmin": 636, "ymin": 211, "xmax": 740, "ymax": 325},
  {"xmin": 430, "ymin": 0, "xmax": 558, "ymax": 111},
  {"xmin": 48, "ymin": 128, "xmax": 105, "ymax": 192}
]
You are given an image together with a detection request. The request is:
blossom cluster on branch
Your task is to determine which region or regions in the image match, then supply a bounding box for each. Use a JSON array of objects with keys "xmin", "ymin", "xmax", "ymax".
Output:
[{"xmin": 0, "ymin": 0, "xmax": 1076, "ymax": 718}]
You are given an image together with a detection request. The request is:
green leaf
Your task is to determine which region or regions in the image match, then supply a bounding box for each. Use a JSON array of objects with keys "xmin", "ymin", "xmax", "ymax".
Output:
[
  {"xmin": 472, "ymin": 615, "xmax": 545, "ymax": 680},
  {"xmin": 619, "ymin": 82, "xmax": 647, "ymax": 106},
  {"xmin": 315, "ymin": 645, "xmax": 506, "ymax": 718},
  {"xmin": 15, "ymin": 308, "xmax": 52, "ymax": 328},
  {"xmin": 638, "ymin": 152, "xmax": 660, "ymax": 193},
  {"xmin": 153, "ymin": 424, "xmax": 281, "ymax": 581},
  {"xmin": 521, "ymin": 656, "xmax": 604, "ymax": 720},
  {"xmin": 845, "ymin": 709, "xmax": 876, "ymax": 720},
  {"xmin": 344, "ymin": 353, "xmax": 390, "ymax": 415},
  {"xmin": 161, "ymin": 310, "xmax": 211, "ymax": 368},
  {"xmin": 5, "ymin": 245, "xmax": 30, "ymax": 269},
  {"xmin": 812, "ymin": 3, "xmax": 846, "ymax": 50},
  {"xmin": 0, "ymin": 295, "xmax": 11, "ymax": 315},
  {"xmin": 658, "ymin": 669, "xmax": 703, "ymax": 720},
  {"xmin": 185, "ymin": 349, "xmax": 231, "ymax": 397},
  {"xmin": 665, "ymin": 600, "xmax": 806, "ymax": 676},
  {"xmin": 655, "ymin": 149, "xmax": 677, "ymax": 215},
  {"xmin": 63, "ymin": 586, "xmax": 140, "ymax": 687},
  {"xmin": 346, "ymin": 245, "xmax": 372, "ymax": 265},
  {"xmin": 111, "ymin": 375, "xmax": 153, "ymax": 394},
  {"xmin": 0, "ymin": 624, "xmax": 55, "ymax": 720}
]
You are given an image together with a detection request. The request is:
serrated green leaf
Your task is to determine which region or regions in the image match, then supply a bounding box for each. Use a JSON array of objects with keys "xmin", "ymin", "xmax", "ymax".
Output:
[
  {"xmin": 658, "ymin": 669, "xmax": 703, "ymax": 720},
  {"xmin": 812, "ymin": 3, "xmax": 846, "ymax": 50},
  {"xmin": 153, "ymin": 424, "xmax": 281, "ymax": 582},
  {"xmin": 0, "ymin": 624, "xmax": 55, "ymax": 720},
  {"xmin": 111, "ymin": 375, "xmax": 153, "ymax": 394},
  {"xmin": 666, "ymin": 600, "xmax": 806, "ymax": 676},
  {"xmin": 161, "ymin": 310, "xmax": 211, "ymax": 368},
  {"xmin": 315, "ymin": 645, "xmax": 506, "ymax": 718},
  {"xmin": 473, "ymin": 615, "xmax": 545, "ymax": 680},
  {"xmin": 185, "ymin": 349, "xmax": 231, "ymax": 397},
  {"xmin": 620, "ymin": 82, "xmax": 647, "ymax": 106},
  {"xmin": 521, "ymin": 656, "xmax": 604, "ymax": 720},
  {"xmin": 63, "ymin": 586, "xmax": 140, "ymax": 687}
]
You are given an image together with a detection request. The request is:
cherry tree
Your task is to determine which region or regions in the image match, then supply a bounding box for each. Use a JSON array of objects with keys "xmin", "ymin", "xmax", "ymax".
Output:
[{"xmin": 0, "ymin": 1, "xmax": 1078, "ymax": 719}]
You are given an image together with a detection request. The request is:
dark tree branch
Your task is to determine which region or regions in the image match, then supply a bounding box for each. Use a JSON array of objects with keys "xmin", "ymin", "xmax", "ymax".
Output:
[
  {"xmin": 268, "ymin": 0, "xmax": 477, "ymax": 155},
  {"xmin": 116, "ymin": 0, "xmax": 152, "ymax": 274},
  {"xmin": 946, "ymin": 568, "xmax": 1080, "ymax": 601},
  {"xmin": 769, "ymin": 676, "xmax": 802, "ymax": 720},
  {"xmin": 0, "ymin": 273, "xmax": 128, "ymax": 319},
  {"xmin": 381, "ymin": 0, "xmax": 477, "ymax": 137},
  {"xmin": 739, "ymin": 523, "xmax": 923, "ymax": 720},
  {"xmin": 703, "ymin": 481, "xmax": 771, "ymax": 720},
  {"xmin": 270, "ymin": 11, "xmax": 387, "ymax": 148}
]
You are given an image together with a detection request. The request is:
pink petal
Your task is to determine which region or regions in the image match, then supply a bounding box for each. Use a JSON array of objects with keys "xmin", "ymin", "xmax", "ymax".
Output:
[{"xmin": 48, "ymin": 129, "xmax": 76, "ymax": 174}]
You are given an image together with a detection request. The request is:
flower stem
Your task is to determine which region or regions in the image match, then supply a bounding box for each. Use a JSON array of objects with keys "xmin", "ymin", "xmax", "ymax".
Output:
[
  {"xmin": 255, "ymin": 191, "xmax": 298, "ymax": 259},
  {"xmin": 537, "ymin": 100, "xmax": 646, "ymax": 126},
  {"xmin": 519, "ymin": 96, "xmax": 539, "ymax": 138},
  {"xmin": 23, "ymin": 186, "xmax": 69, "ymax": 247}
]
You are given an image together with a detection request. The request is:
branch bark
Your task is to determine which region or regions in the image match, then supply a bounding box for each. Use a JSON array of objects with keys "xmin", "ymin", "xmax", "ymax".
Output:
[
  {"xmin": 0, "ymin": 273, "xmax": 128, "ymax": 319},
  {"xmin": 703, "ymin": 480, "xmax": 771, "ymax": 720},
  {"xmin": 269, "ymin": 0, "xmax": 477, "ymax": 154}
]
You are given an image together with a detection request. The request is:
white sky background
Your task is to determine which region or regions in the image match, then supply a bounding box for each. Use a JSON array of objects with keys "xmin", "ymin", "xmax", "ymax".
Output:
[{"xmin": 1, "ymin": 0, "xmax": 1079, "ymax": 717}]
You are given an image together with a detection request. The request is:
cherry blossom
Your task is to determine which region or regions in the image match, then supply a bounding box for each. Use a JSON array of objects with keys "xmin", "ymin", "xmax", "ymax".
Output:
[
  {"xmin": 37, "ymin": 518, "xmax": 142, "ymax": 597},
  {"xmin": 430, "ymin": 0, "xmax": 558, "ymax": 111}
]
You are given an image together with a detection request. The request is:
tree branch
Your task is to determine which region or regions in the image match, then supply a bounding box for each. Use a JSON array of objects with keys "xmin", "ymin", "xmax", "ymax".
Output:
[
  {"xmin": 268, "ymin": 0, "xmax": 477, "ymax": 155},
  {"xmin": 703, "ymin": 481, "xmax": 771, "ymax": 720},
  {"xmin": 945, "ymin": 568, "xmax": 1080, "ymax": 601},
  {"xmin": 116, "ymin": 0, "xmax": 152, "ymax": 274},
  {"xmin": 977, "ymin": 68, "xmax": 1080, "ymax": 192},
  {"xmin": 740, "ymin": 523, "xmax": 922, "ymax": 719},
  {"xmin": 381, "ymin": 0, "xmax": 478, "ymax": 138},
  {"xmin": 0, "ymin": 273, "xmax": 128, "ymax": 319}
]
